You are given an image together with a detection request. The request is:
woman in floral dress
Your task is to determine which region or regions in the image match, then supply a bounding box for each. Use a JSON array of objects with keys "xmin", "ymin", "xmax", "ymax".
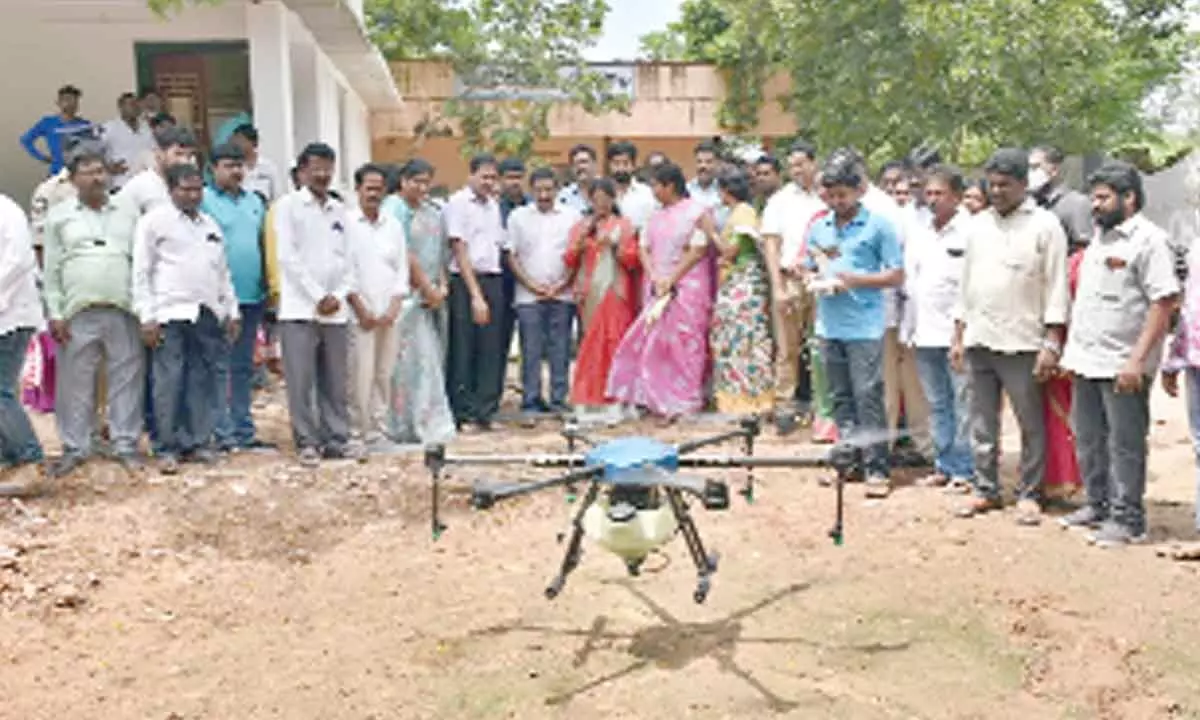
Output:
[
  {"xmin": 563, "ymin": 179, "xmax": 640, "ymax": 407},
  {"xmin": 388, "ymin": 161, "xmax": 455, "ymax": 446},
  {"xmin": 709, "ymin": 170, "xmax": 775, "ymax": 413}
]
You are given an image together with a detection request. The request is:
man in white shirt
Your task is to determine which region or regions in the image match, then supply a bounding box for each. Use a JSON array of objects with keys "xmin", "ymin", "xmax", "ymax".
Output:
[
  {"xmin": 0, "ymin": 193, "xmax": 48, "ymax": 497},
  {"xmin": 273, "ymin": 143, "xmax": 355, "ymax": 466},
  {"xmin": 99, "ymin": 92, "xmax": 155, "ymax": 192},
  {"xmin": 115, "ymin": 126, "xmax": 198, "ymax": 454},
  {"xmin": 846, "ymin": 149, "xmax": 932, "ymax": 465},
  {"xmin": 132, "ymin": 164, "xmax": 239, "ymax": 474},
  {"xmin": 556, "ymin": 144, "xmax": 597, "ymax": 213},
  {"xmin": 506, "ymin": 167, "xmax": 579, "ymax": 423},
  {"xmin": 951, "ymin": 148, "xmax": 1070, "ymax": 525},
  {"xmin": 116, "ymin": 126, "xmax": 197, "ymax": 216},
  {"xmin": 230, "ymin": 124, "xmax": 282, "ymax": 202},
  {"xmin": 606, "ymin": 141, "xmax": 655, "ymax": 237},
  {"xmin": 345, "ymin": 164, "xmax": 408, "ymax": 451},
  {"xmin": 761, "ymin": 139, "xmax": 824, "ymax": 432},
  {"xmin": 907, "ymin": 165, "xmax": 975, "ymax": 490},
  {"xmin": 686, "ymin": 140, "xmax": 722, "ymax": 210},
  {"xmin": 446, "ymin": 153, "xmax": 507, "ymax": 431}
]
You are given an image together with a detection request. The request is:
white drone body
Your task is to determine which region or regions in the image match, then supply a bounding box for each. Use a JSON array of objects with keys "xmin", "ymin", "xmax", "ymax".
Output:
[{"xmin": 582, "ymin": 497, "xmax": 678, "ymax": 563}]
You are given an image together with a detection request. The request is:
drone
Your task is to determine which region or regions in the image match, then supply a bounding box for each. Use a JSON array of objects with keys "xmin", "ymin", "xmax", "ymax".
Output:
[{"xmin": 423, "ymin": 415, "xmax": 867, "ymax": 604}]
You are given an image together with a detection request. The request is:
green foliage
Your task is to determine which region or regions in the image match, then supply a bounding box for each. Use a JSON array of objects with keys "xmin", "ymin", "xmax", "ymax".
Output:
[
  {"xmin": 642, "ymin": 0, "xmax": 1198, "ymax": 164},
  {"xmin": 366, "ymin": 0, "xmax": 629, "ymax": 160}
]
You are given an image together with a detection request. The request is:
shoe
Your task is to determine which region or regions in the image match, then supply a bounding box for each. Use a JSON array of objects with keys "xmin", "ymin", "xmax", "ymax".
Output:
[
  {"xmin": 775, "ymin": 412, "xmax": 799, "ymax": 436},
  {"xmin": 1088, "ymin": 521, "xmax": 1146, "ymax": 548},
  {"xmin": 48, "ymin": 453, "xmax": 87, "ymax": 479},
  {"xmin": 321, "ymin": 445, "xmax": 348, "ymax": 461},
  {"xmin": 298, "ymin": 447, "xmax": 321, "ymax": 468},
  {"xmin": 811, "ymin": 418, "xmax": 839, "ymax": 444},
  {"xmin": 864, "ymin": 474, "xmax": 891, "ymax": 499},
  {"xmin": 1015, "ymin": 498, "xmax": 1042, "ymax": 526},
  {"xmin": 1058, "ymin": 505, "xmax": 1105, "ymax": 530},
  {"xmin": 240, "ymin": 438, "xmax": 276, "ymax": 452},
  {"xmin": 158, "ymin": 455, "xmax": 180, "ymax": 475},
  {"xmin": 944, "ymin": 477, "xmax": 973, "ymax": 495},
  {"xmin": 956, "ymin": 495, "xmax": 1003, "ymax": 518},
  {"xmin": 184, "ymin": 448, "xmax": 218, "ymax": 465},
  {"xmin": 475, "ymin": 419, "xmax": 494, "ymax": 432},
  {"xmin": 0, "ymin": 463, "xmax": 48, "ymax": 498},
  {"xmin": 115, "ymin": 453, "xmax": 144, "ymax": 473}
]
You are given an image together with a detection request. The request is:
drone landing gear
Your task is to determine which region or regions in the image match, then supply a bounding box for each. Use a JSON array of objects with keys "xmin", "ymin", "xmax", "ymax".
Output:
[
  {"xmin": 664, "ymin": 487, "xmax": 719, "ymax": 604},
  {"xmin": 546, "ymin": 482, "xmax": 601, "ymax": 600}
]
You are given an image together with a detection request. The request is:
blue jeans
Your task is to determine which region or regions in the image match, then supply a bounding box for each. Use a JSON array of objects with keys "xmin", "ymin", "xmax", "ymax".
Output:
[
  {"xmin": 0, "ymin": 328, "xmax": 43, "ymax": 466},
  {"xmin": 822, "ymin": 337, "xmax": 888, "ymax": 477},
  {"xmin": 1185, "ymin": 368, "xmax": 1200, "ymax": 531},
  {"xmin": 914, "ymin": 347, "xmax": 974, "ymax": 478},
  {"xmin": 213, "ymin": 302, "xmax": 263, "ymax": 448},
  {"xmin": 516, "ymin": 300, "xmax": 574, "ymax": 410}
]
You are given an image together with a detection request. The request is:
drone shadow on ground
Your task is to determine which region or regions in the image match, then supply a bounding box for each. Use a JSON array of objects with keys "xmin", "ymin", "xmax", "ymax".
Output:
[{"xmin": 470, "ymin": 579, "xmax": 915, "ymax": 713}]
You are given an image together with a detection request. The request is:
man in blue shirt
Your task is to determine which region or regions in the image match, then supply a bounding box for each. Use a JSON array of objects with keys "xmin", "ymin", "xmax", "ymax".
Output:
[
  {"xmin": 20, "ymin": 85, "xmax": 96, "ymax": 176},
  {"xmin": 201, "ymin": 143, "xmax": 270, "ymax": 452},
  {"xmin": 806, "ymin": 151, "xmax": 905, "ymax": 497}
]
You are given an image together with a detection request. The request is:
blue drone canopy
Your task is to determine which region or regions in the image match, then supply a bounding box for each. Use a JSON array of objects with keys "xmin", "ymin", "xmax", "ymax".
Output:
[{"xmin": 584, "ymin": 436, "xmax": 679, "ymax": 482}]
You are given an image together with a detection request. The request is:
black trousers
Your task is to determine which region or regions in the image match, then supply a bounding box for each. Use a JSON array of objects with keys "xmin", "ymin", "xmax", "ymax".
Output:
[{"xmin": 446, "ymin": 273, "xmax": 506, "ymax": 424}]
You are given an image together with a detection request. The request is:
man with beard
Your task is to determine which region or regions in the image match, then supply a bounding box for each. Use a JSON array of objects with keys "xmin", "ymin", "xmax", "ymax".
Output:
[
  {"xmin": 1059, "ymin": 161, "xmax": 1177, "ymax": 547},
  {"xmin": 1028, "ymin": 145, "xmax": 1093, "ymax": 249},
  {"xmin": 606, "ymin": 141, "xmax": 655, "ymax": 237},
  {"xmin": 556, "ymin": 144, "xmax": 597, "ymax": 214}
]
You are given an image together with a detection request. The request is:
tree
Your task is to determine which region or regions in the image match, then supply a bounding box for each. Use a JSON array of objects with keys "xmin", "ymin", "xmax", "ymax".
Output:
[
  {"xmin": 642, "ymin": 0, "xmax": 1197, "ymax": 166},
  {"xmin": 147, "ymin": 0, "xmax": 629, "ymax": 161},
  {"xmin": 366, "ymin": 0, "xmax": 630, "ymax": 160}
]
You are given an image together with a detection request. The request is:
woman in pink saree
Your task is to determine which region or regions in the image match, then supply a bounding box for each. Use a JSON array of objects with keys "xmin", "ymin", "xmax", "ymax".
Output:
[{"xmin": 606, "ymin": 163, "xmax": 716, "ymax": 420}]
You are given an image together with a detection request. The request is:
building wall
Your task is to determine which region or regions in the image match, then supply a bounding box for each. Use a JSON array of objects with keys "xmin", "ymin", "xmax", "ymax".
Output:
[
  {"xmin": 0, "ymin": 0, "xmax": 246, "ymax": 202},
  {"xmin": 0, "ymin": 0, "xmax": 374, "ymax": 205},
  {"xmin": 371, "ymin": 60, "xmax": 799, "ymax": 188}
]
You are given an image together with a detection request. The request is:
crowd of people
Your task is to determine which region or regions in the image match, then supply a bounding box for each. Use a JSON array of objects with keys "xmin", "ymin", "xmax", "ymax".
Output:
[{"xmin": 0, "ymin": 85, "xmax": 1197, "ymax": 551}]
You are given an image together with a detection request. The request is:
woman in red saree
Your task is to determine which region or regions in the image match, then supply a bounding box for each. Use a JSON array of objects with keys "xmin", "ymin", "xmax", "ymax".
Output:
[
  {"xmin": 563, "ymin": 179, "xmax": 641, "ymax": 407},
  {"xmin": 1042, "ymin": 250, "xmax": 1085, "ymax": 499}
]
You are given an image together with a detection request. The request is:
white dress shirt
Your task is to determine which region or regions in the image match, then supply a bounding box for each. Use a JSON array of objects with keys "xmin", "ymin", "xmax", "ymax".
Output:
[
  {"xmin": 954, "ymin": 198, "xmax": 1070, "ymax": 353},
  {"xmin": 244, "ymin": 157, "xmax": 282, "ymax": 202},
  {"xmin": 504, "ymin": 203, "xmax": 580, "ymax": 306},
  {"xmin": 0, "ymin": 195, "xmax": 45, "ymax": 336},
  {"xmin": 617, "ymin": 180, "xmax": 656, "ymax": 236},
  {"xmin": 908, "ymin": 209, "xmax": 971, "ymax": 348},
  {"xmin": 348, "ymin": 207, "xmax": 408, "ymax": 317},
  {"xmin": 444, "ymin": 185, "xmax": 505, "ymax": 275},
  {"xmin": 687, "ymin": 178, "xmax": 722, "ymax": 210},
  {"xmin": 273, "ymin": 187, "xmax": 353, "ymax": 324},
  {"xmin": 760, "ymin": 181, "xmax": 825, "ymax": 267},
  {"xmin": 115, "ymin": 168, "xmax": 170, "ymax": 216},
  {"xmin": 100, "ymin": 117, "xmax": 155, "ymax": 190},
  {"xmin": 132, "ymin": 204, "xmax": 239, "ymax": 325}
]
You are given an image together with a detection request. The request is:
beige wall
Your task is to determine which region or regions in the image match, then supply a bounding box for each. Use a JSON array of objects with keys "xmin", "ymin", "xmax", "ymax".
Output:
[{"xmin": 370, "ymin": 60, "xmax": 797, "ymax": 188}]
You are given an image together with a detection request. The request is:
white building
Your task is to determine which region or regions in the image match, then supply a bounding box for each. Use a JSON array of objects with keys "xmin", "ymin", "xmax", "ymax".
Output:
[{"xmin": 0, "ymin": 0, "xmax": 401, "ymax": 203}]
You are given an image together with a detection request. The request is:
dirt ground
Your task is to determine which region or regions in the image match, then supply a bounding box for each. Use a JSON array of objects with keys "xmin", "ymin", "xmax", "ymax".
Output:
[{"xmin": 3, "ymin": 381, "xmax": 1200, "ymax": 720}]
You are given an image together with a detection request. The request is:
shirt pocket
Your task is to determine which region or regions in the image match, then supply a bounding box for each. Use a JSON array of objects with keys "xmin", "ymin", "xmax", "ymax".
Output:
[{"xmin": 1098, "ymin": 247, "xmax": 1134, "ymax": 302}]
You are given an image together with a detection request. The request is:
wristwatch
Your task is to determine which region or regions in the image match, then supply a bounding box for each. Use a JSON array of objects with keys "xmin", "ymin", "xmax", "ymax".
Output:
[{"xmin": 1041, "ymin": 337, "xmax": 1062, "ymax": 355}]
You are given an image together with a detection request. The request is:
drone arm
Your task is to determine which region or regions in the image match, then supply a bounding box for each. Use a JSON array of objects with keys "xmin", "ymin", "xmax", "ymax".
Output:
[
  {"xmin": 677, "ymin": 454, "xmax": 828, "ymax": 469},
  {"xmin": 473, "ymin": 465, "xmax": 604, "ymax": 508},
  {"xmin": 437, "ymin": 453, "xmax": 587, "ymax": 467},
  {"xmin": 676, "ymin": 428, "xmax": 752, "ymax": 455}
]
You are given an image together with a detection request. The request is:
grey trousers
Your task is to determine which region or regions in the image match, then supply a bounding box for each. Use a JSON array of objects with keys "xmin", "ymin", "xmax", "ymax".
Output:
[
  {"xmin": 153, "ymin": 309, "xmax": 225, "ymax": 456},
  {"xmin": 1072, "ymin": 378, "xmax": 1150, "ymax": 534},
  {"xmin": 56, "ymin": 307, "xmax": 144, "ymax": 456},
  {"xmin": 279, "ymin": 320, "xmax": 350, "ymax": 451},
  {"xmin": 966, "ymin": 348, "xmax": 1045, "ymax": 501}
]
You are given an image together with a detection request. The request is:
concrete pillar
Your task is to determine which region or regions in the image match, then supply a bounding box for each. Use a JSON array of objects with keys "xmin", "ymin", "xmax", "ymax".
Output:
[{"xmin": 246, "ymin": 0, "xmax": 295, "ymax": 179}]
